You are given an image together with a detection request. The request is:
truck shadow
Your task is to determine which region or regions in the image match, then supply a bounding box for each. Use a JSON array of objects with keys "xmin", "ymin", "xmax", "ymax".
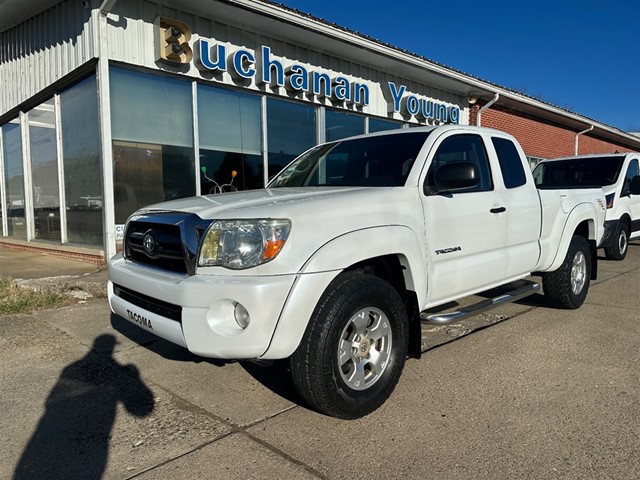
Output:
[
  {"xmin": 110, "ymin": 313, "xmax": 229, "ymax": 367},
  {"xmin": 240, "ymin": 359, "xmax": 304, "ymax": 405},
  {"xmin": 110, "ymin": 313, "xmax": 304, "ymax": 406}
]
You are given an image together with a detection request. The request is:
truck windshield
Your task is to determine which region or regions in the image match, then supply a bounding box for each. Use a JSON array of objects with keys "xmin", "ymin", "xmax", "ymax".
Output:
[
  {"xmin": 268, "ymin": 131, "xmax": 431, "ymax": 188},
  {"xmin": 533, "ymin": 156, "xmax": 625, "ymax": 189}
]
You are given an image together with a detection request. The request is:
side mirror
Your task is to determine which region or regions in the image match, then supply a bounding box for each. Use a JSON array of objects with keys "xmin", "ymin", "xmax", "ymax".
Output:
[
  {"xmin": 629, "ymin": 175, "xmax": 640, "ymax": 195},
  {"xmin": 424, "ymin": 162, "xmax": 480, "ymax": 195}
]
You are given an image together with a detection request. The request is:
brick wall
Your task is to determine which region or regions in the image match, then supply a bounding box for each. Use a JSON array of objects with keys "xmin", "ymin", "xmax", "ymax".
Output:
[
  {"xmin": 0, "ymin": 240, "xmax": 105, "ymax": 265},
  {"xmin": 470, "ymin": 104, "xmax": 636, "ymax": 158}
]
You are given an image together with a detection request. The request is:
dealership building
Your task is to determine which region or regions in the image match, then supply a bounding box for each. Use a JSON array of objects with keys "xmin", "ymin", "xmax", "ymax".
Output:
[{"xmin": 1, "ymin": 0, "xmax": 639, "ymax": 262}]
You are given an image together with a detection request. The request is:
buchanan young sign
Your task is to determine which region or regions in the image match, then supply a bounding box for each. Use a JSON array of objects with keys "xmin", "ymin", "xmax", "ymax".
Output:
[{"xmin": 155, "ymin": 17, "xmax": 460, "ymax": 124}]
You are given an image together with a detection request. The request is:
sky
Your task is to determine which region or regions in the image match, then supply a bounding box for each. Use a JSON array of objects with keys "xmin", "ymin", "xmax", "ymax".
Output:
[{"xmin": 276, "ymin": 0, "xmax": 640, "ymax": 132}]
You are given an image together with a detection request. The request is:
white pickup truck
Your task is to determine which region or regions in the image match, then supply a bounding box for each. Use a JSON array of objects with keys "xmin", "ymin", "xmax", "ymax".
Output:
[
  {"xmin": 533, "ymin": 152, "xmax": 640, "ymax": 261},
  {"xmin": 108, "ymin": 125, "xmax": 606, "ymax": 419}
]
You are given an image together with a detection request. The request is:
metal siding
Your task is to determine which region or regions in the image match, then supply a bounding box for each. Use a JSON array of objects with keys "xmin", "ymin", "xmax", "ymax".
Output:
[
  {"xmin": 1, "ymin": 0, "xmax": 466, "ymax": 124},
  {"xmin": 0, "ymin": 0, "xmax": 98, "ymax": 115}
]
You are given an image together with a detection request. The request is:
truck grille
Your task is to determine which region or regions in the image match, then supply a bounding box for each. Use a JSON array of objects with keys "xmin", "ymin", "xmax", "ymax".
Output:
[{"xmin": 124, "ymin": 212, "xmax": 212, "ymax": 275}]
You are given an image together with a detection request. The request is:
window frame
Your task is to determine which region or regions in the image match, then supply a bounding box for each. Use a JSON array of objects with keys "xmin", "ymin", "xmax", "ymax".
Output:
[{"xmin": 424, "ymin": 133, "xmax": 494, "ymax": 194}]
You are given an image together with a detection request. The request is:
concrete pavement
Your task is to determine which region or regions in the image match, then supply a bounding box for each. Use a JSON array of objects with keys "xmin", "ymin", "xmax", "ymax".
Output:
[{"xmin": 1, "ymin": 243, "xmax": 639, "ymax": 479}]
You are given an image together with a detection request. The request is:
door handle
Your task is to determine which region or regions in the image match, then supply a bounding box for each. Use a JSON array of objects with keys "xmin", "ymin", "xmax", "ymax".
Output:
[{"xmin": 490, "ymin": 207, "xmax": 506, "ymax": 214}]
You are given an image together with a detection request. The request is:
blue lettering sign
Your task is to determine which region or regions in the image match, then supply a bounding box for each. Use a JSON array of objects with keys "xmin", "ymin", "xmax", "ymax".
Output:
[
  {"xmin": 259, "ymin": 46, "xmax": 285, "ymax": 87},
  {"xmin": 287, "ymin": 64, "xmax": 309, "ymax": 91},
  {"xmin": 196, "ymin": 39, "xmax": 227, "ymax": 71},
  {"xmin": 388, "ymin": 82, "xmax": 406, "ymax": 113},
  {"xmin": 406, "ymin": 95, "xmax": 420, "ymax": 116},
  {"xmin": 232, "ymin": 49, "xmax": 256, "ymax": 78},
  {"xmin": 353, "ymin": 82, "xmax": 369, "ymax": 105},
  {"xmin": 422, "ymin": 99, "xmax": 434, "ymax": 119},
  {"xmin": 449, "ymin": 106, "xmax": 460, "ymax": 124},
  {"xmin": 333, "ymin": 76, "xmax": 351, "ymax": 102},
  {"xmin": 386, "ymin": 82, "xmax": 459, "ymax": 125},
  {"xmin": 191, "ymin": 35, "xmax": 460, "ymax": 119},
  {"xmin": 313, "ymin": 72, "xmax": 332, "ymax": 97},
  {"xmin": 435, "ymin": 103, "xmax": 447, "ymax": 122}
]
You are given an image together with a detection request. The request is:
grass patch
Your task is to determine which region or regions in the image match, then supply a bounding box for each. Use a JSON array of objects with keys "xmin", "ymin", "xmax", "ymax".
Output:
[{"xmin": 0, "ymin": 278, "xmax": 75, "ymax": 316}]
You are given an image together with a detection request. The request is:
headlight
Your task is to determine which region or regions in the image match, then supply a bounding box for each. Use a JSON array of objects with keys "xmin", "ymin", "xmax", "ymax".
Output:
[{"xmin": 198, "ymin": 219, "xmax": 291, "ymax": 269}]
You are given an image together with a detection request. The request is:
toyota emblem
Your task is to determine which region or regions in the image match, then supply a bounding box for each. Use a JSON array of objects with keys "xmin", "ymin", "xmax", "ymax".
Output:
[{"xmin": 143, "ymin": 233, "xmax": 157, "ymax": 255}]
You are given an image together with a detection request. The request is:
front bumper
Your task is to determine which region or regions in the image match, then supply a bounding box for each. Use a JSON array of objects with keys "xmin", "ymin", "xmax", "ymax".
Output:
[{"xmin": 108, "ymin": 255, "xmax": 297, "ymax": 359}]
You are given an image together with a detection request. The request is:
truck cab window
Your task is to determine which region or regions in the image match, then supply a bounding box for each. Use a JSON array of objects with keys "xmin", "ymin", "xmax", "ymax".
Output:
[
  {"xmin": 492, "ymin": 137, "xmax": 527, "ymax": 188},
  {"xmin": 426, "ymin": 134, "xmax": 493, "ymax": 192}
]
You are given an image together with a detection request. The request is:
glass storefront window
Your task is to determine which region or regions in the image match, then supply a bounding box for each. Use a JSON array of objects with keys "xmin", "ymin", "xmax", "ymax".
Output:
[
  {"xmin": 325, "ymin": 110, "xmax": 365, "ymax": 142},
  {"xmin": 369, "ymin": 118, "xmax": 403, "ymax": 133},
  {"xmin": 267, "ymin": 98, "xmax": 317, "ymax": 179},
  {"xmin": 2, "ymin": 121, "xmax": 26, "ymax": 239},
  {"xmin": 110, "ymin": 67, "xmax": 195, "ymax": 224},
  {"xmin": 29, "ymin": 99, "xmax": 60, "ymax": 241},
  {"xmin": 197, "ymin": 84, "xmax": 263, "ymax": 193},
  {"xmin": 60, "ymin": 75, "xmax": 103, "ymax": 245},
  {"xmin": 111, "ymin": 141, "xmax": 194, "ymax": 220}
]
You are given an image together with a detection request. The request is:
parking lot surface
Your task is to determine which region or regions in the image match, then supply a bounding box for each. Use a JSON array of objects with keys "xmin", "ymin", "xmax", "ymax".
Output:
[{"xmin": 1, "ymin": 243, "xmax": 639, "ymax": 479}]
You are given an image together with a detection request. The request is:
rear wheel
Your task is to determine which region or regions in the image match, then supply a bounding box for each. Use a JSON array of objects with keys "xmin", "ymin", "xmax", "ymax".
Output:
[
  {"xmin": 542, "ymin": 235, "xmax": 591, "ymax": 309},
  {"xmin": 290, "ymin": 272, "xmax": 408, "ymax": 419},
  {"xmin": 604, "ymin": 222, "xmax": 629, "ymax": 261}
]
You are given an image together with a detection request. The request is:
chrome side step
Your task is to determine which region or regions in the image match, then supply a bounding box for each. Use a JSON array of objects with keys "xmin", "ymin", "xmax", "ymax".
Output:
[{"xmin": 420, "ymin": 280, "xmax": 540, "ymax": 325}]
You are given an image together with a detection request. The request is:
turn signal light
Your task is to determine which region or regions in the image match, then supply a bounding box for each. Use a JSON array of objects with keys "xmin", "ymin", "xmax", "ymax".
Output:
[{"xmin": 264, "ymin": 239, "xmax": 286, "ymax": 260}]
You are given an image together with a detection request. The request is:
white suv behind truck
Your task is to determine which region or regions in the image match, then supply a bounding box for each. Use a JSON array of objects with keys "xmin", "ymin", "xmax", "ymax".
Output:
[
  {"xmin": 534, "ymin": 152, "xmax": 640, "ymax": 260},
  {"xmin": 108, "ymin": 125, "xmax": 606, "ymax": 419}
]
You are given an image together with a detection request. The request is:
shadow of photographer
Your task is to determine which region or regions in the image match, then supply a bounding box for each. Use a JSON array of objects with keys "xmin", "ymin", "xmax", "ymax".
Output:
[
  {"xmin": 111, "ymin": 313, "xmax": 305, "ymax": 407},
  {"xmin": 13, "ymin": 334, "xmax": 154, "ymax": 480}
]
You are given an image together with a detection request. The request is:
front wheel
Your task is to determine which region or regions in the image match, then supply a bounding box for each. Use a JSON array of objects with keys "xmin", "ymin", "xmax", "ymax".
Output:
[
  {"xmin": 290, "ymin": 272, "xmax": 409, "ymax": 419},
  {"xmin": 542, "ymin": 235, "xmax": 591, "ymax": 309},
  {"xmin": 604, "ymin": 222, "xmax": 629, "ymax": 261}
]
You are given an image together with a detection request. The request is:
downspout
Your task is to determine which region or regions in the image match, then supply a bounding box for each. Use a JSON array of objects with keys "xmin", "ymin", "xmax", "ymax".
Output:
[
  {"xmin": 476, "ymin": 92, "xmax": 499, "ymax": 126},
  {"xmin": 575, "ymin": 125, "xmax": 594, "ymax": 155}
]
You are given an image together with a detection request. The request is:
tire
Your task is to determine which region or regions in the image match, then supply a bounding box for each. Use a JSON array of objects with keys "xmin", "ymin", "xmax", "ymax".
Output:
[
  {"xmin": 290, "ymin": 272, "xmax": 409, "ymax": 419},
  {"xmin": 604, "ymin": 222, "xmax": 629, "ymax": 261},
  {"xmin": 542, "ymin": 235, "xmax": 591, "ymax": 309}
]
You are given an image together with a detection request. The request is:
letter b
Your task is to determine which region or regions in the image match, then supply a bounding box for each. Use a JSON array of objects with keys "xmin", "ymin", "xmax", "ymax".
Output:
[{"xmin": 155, "ymin": 17, "xmax": 193, "ymax": 65}]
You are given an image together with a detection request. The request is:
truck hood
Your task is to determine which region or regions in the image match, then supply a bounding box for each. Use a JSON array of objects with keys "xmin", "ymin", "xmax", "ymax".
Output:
[{"xmin": 139, "ymin": 187, "xmax": 396, "ymax": 220}]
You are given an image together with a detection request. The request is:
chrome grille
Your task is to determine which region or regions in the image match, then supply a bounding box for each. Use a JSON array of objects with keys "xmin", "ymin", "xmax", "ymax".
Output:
[{"xmin": 124, "ymin": 212, "xmax": 213, "ymax": 275}]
